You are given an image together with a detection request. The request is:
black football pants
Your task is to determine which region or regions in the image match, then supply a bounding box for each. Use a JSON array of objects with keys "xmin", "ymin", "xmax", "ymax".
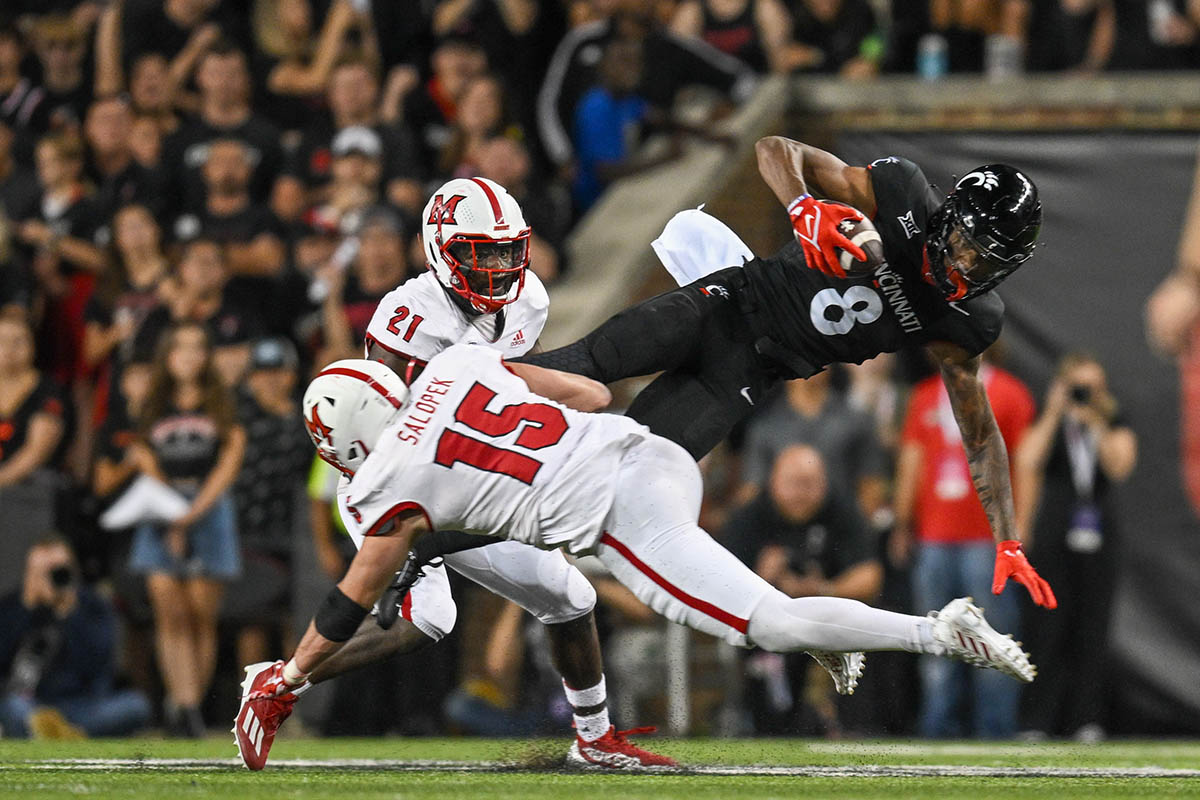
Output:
[{"xmin": 518, "ymin": 267, "xmax": 778, "ymax": 460}]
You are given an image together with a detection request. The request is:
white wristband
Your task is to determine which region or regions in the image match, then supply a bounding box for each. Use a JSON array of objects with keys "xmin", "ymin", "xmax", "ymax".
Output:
[
  {"xmin": 787, "ymin": 194, "xmax": 812, "ymax": 215},
  {"xmin": 282, "ymin": 659, "xmax": 311, "ymax": 687}
]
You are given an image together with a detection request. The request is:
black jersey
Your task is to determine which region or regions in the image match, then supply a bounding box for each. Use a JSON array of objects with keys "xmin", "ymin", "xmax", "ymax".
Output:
[{"xmin": 741, "ymin": 156, "xmax": 1003, "ymax": 376}]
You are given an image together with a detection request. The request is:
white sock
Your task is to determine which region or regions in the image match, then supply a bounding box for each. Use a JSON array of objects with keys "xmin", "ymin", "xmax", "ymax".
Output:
[
  {"xmin": 573, "ymin": 708, "xmax": 611, "ymax": 742},
  {"xmin": 747, "ymin": 592, "xmax": 928, "ymax": 653},
  {"xmin": 563, "ymin": 677, "xmax": 610, "ymax": 742}
]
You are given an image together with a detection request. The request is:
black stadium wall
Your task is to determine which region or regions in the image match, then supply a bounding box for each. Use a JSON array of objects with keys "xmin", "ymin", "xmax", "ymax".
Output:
[{"xmin": 831, "ymin": 130, "xmax": 1200, "ymax": 733}]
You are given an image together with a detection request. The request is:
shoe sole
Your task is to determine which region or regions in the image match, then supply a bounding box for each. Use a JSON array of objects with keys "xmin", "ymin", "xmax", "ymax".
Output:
[
  {"xmin": 807, "ymin": 650, "xmax": 866, "ymax": 696},
  {"xmin": 565, "ymin": 741, "xmax": 678, "ymax": 771}
]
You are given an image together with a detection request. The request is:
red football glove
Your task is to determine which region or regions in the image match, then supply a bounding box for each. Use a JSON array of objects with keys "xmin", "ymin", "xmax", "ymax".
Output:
[
  {"xmin": 992, "ymin": 540, "xmax": 1058, "ymax": 609},
  {"xmin": 787, "ymin": 194, "xmax": 867, "ymax": 278}
]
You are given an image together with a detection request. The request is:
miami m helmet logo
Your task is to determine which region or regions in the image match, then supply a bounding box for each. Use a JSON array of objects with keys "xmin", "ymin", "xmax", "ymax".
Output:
[{"xmin": 426, "ymin": 193, "xmax": 466, "ymax": 226}]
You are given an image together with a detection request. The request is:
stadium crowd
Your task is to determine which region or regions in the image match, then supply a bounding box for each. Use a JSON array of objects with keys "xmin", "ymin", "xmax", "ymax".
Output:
[{"xmin": 0, "ymin": 0, "xmax": 1176, "ymax": 739}]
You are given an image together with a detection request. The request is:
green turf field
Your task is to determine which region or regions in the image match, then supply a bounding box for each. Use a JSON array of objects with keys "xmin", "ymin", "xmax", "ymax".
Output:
[{"xmin": 2, "ymin": 737, "xmax": 1199, "ymax": 799}]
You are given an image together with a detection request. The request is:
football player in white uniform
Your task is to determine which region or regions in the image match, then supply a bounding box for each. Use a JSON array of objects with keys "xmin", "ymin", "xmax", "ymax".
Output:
[
  {"xmin": 235, "ymin": 178, "xmax": 673, "ymax": 770},
  {"xmin": 241, "ymin": 345, "xmax": 1035, "ymax": 769}
]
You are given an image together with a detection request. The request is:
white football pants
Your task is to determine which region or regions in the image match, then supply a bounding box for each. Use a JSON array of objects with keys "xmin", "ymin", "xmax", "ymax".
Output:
[{"xmin": 596, "ymin": 434, "xmax": 925, "ymax": 653}]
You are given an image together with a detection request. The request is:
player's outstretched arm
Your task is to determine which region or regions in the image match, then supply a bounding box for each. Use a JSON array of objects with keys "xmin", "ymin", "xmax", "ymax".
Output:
[
  {"xmin": 274, "ymin": 511, "xmax": 430, "ymax": 689},
  {"xmin": 927, "ymin": 341, "xmax": 1057, "ymax": 609},
  {"xmin": 505, "ymin": 361, "xmax": 611, "ymax": 412},
  {"xmin": 754, "ymin": 135, "xmax": 875, "ymax": 212},
  {"xmin": 754, "ymin": 136, "xmax": 876, "ymax": 275}
]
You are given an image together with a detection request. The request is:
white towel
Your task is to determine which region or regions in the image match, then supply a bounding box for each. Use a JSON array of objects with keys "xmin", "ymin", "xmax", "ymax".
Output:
[
  {"xmin": 650, "ymin": 206, "xmax": 756, "ymax": 287},
  {"xmin": 99, "ymin": 474, "xmax": 190, "ymax": 530}
]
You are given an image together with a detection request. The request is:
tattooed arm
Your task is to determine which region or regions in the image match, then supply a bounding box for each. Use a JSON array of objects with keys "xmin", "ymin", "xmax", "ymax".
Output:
[
  {"xmin": 926, "ymin": 340, "xmax": 1057, "ymax": 608},
  {"xmin": 927, "ymin": 342, "xmax": 1015, "ymax": 542}
]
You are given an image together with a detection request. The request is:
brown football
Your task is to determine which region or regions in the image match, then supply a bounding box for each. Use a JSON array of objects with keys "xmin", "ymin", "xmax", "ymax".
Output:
[{"xmin": 831, "ymin": 205, "xmax": 887, "ymax": 274}]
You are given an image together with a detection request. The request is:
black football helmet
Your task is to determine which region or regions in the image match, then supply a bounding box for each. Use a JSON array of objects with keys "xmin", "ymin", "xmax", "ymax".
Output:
[{"xmin": 925, "ymin": 164, "xmax": 1041, "ymax": 301}]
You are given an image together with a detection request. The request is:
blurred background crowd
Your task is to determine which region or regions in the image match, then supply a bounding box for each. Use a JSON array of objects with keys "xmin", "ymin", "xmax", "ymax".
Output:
[{"xmin": 0, "ymin": 0, "xmax": 1195, "ymax": 742}]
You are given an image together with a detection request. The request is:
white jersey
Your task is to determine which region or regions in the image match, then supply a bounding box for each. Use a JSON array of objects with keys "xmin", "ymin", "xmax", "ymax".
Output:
[
  {"xmin": 364, "ymin": 270, "xmax": 549, "ymax": 364},
  {"xmin": 342, "ymin": 344, "xmax": 646, "ymax": 554}
]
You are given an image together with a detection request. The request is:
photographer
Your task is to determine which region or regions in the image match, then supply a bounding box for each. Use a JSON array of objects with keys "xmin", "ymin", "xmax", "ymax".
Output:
[
  {"xmin": 1015, "ymin": 353, "xmax": 1137, "ymax": 741},
  {"xmin": 0, "ymin": 534, "xmax": 150, "ymax": 738}
]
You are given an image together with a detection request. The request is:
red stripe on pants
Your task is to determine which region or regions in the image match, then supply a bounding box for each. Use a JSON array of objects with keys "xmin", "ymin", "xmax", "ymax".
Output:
[
  {"xmin": 401, "ymin": 586, "xmax": 413, "ymax": 623},
  {"xmin": 599, "ymin": 532, "xmax": 748, "ymax": 634}
]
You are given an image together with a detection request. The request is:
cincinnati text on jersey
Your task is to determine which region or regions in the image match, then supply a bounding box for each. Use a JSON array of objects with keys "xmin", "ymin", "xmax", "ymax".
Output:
[{"xmin": 873, "ymin": 261, "xmax": 923, "ymax": 333}]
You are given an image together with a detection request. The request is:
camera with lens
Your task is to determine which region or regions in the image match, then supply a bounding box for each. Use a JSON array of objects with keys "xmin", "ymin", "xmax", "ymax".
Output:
[
  {"xmin": 1069, "ymin": 385, "xmax": 1092, "ymax": 405},
  {"xmin": 49, "ymin": 566, "xmax": 75, "ymax": 589}
]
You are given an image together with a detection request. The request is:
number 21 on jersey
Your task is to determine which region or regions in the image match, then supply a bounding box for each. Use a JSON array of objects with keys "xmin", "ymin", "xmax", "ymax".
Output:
[
  {"xmin": 434, "ymin": 382, "xmax": 568, "ymax": 484},
  {"xmin": 386, "ymin": 306, "xmax": 425, "ymax": 342}
]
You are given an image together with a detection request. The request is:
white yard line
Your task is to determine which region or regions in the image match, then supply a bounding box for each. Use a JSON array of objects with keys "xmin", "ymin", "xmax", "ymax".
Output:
[{"xmin": 4, "ymin": 758, "xmax": 1200, "ymax": 778}]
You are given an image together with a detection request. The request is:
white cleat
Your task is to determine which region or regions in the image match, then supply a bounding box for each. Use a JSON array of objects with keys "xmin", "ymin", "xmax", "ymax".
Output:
[
  {"xmin": 927, "ymin": 597, "xmax": 1036, "ymax": 683},
  {"xmin": 806, "ymin": 650, "xmax": 866, "ymax": 695}
]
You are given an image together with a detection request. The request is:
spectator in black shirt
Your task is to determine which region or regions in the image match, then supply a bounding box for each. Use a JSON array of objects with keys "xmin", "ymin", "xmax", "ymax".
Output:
[
  {"xmin": 320, "ymin": 205, "xmax": 409, "ymax": 354},
  {"xmin": 275, "ymin": 55, "xmax": 424, "ymax": 223},
  {"xmin": 722, "ymin": 444, "xmax": 882, "ymax": 733},
  {"xmin": 92, "ymin": 355, "xmax": 153, "ymax": 507},
  {"xmin": 537, "ymin": 6, "xmax": 754, "ymax": 172},
  {"xmin": 161, "ymin": 42, "xmax": 285, "ymax": 216},
  {"xmin": 127, "ymin": 321, "xmax": 245, "ymax": 737},
  {"xmin": 672, "ymin": 0, "xmax": 814, "ymax": 75},
  {"xmin": 174, "ymin": 137, "xmax": 288, "ymax": 332},
  {"xmin": 430, "ymin": 0, "xmax": 568, "ymax": 136},
  {"xmin": 83, "ymin": 204, "xmax": 170, "ymax": 419},
  {"xmin": 252, "ymin": 0, "xmax": 375, "ymax": 133},
  {"xmin": 1025, "ymin": 0, "xmax": 1115, "ymax": 73},
  {"xmin": 436, "ymin": 73, "xmax": 523, "ymax": 180},
  {"xmin": 118, "ymin": 0, "xmax": 245, "ymax": 78},
  {"xmin": 0, "ymin": 534, "xmax": 151, "ymax": 738},
  {"xmin": 0, "ymin": 22, "xmax": 44, "ymax": 136},
  {"xmin": 0, "ymin": 119, "xmax": 38, "ymax": 311},
  {"xmin": 476, "ymin": 136, "xmax": 565, "ymax": 283},
  {"xmin": 84, "ymin": 95, "xmax": 167, "ymax": 225},
  {"xmin": 0, "ymin": 313, "xmax": 69, "ymax": 594},
  {"xmin": 136, "ymin": 238, "xmax": 261, "ymax": 386},
  {"xmin": 28, "ymin": 15, "xmax": 92, "ymax": 135},
  {"xmin": 125, "ymin": 52, "xmax": 180, "ymax": 133},
  {"xmin": 174, "ymin": 137, "xmax": 287, "ymax": 282},
  {"xmin": 227, "ymin": 337, "xmax": 309, "ymax": 665},
  {"xmin": 0, "ymin": 313, "xmax": 67, "ymax": 489},
  {"xmin": 15, "ymin": 132, "xmax": 105, "ymax": 386},
  {"xmin": 788, "ymin": 0, "xmax": 884, "ymax": 76},
  {"xmin": 303, "ymin": 125, "xmax": 389, "ymax": 238},
  {"xmin": 1015, "ymin": 353, "xmax": 1136, "ymax": 740},
  {"xmin": 396, "ymin": 37, "xmax": 489, "ymax": 179}
]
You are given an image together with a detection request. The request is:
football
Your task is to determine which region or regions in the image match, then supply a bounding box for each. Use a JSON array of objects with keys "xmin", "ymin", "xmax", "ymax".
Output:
[{"xmin": 832, "ymin": 205, "xmax": 887, "ymax": 274}]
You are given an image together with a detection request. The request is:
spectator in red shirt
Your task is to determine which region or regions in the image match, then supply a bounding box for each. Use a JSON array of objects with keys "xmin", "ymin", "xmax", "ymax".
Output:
[{"xmin": 890, "ymin": 350, "xmax": 1034, "ymax": 738}]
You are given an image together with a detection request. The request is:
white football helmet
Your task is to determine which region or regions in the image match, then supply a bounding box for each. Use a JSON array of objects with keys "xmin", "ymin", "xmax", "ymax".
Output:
[
  {"xmin": 302, "ymin": 359, "xmax": 409, "ymax": 474},
  {"xmin": 421, "ymin": 176, "xmax": 530, "ymax": 314}
]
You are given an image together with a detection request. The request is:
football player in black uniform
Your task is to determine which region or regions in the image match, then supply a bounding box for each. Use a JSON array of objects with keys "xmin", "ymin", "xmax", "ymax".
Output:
[
  {"xmin": 393, "ymin": 136, "xmax": 1056, "ymax": 617},
  {"xmin": 512, "ymin": 135, "xmax": 1057, "ymax": 609}
]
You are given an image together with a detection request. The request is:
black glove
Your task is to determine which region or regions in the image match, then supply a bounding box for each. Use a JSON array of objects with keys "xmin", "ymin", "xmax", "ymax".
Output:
[
  {"xmin": 375, "ymin": 550, "xmax": 431, "ymax": 630},
  {"xmin": 374, "ymin": 531, "xmax": 504, "ymax": 630}
]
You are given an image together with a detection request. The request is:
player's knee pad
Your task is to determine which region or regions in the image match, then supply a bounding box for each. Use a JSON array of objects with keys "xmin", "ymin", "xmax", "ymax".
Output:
[{"xmin": 530, "ymin": 561, "xmax": 596, "ymax": 626}]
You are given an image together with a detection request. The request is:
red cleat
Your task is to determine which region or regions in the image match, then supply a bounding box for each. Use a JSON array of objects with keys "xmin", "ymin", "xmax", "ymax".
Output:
[
  {"xmin": 233, "ymin": 661, "xmax": 301, "ymax": 770},
  {"xmin": 566, "ymin": 726, "xmax": 678, "ymax": 769}
]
